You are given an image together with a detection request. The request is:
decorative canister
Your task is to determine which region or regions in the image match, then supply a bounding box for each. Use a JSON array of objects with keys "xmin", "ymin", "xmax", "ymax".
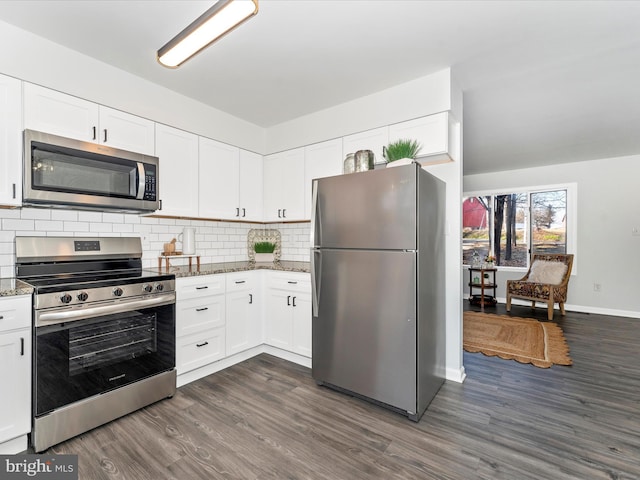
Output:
[
  {"xmin": 343, "ymin": 153, "xmax": 356, "ymax": 174},
  {"xmin": 354, "ymin": 150, "xmax": 374, "ymax": 172}
]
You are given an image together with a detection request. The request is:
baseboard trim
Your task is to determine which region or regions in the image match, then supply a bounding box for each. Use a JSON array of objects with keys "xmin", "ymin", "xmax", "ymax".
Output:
[
  {"xmin": 463, "ymin": 295, "xmax": 640, "ymax": 320},
  {"xmin": 446, "ymin": 366, "xmax": 466, "ymax": 383}
]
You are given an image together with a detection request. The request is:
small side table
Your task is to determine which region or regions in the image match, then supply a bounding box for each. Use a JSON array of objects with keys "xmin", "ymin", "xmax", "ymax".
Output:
[
  {"xmin": 158, "ymin": 254, "xmax": 201, "ymax": 272},
  {"xmin": 468, "ymin": 267, "xmax": 497, "ymax": 310}
]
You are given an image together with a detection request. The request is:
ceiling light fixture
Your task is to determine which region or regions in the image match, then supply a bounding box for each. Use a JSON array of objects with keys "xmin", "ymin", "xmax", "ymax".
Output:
[{"xmin": 157, "ymin": 0, "xmax": 258, "ymax": 68}]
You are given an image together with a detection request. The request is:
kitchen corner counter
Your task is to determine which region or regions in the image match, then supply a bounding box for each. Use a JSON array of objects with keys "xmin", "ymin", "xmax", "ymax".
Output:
[
  {"xmin": 147, "ymin": 260, "xmax": 310, "ymax": 278},
  {"xmin": 0, "ymin": 278, "xmax": 34, "ymax": 297}
]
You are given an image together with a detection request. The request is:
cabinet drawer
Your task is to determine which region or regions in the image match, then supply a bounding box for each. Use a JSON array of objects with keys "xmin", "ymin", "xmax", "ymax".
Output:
[
  {"xmin": 267, "ymin": 272, "xmax": 310, "ymax": 293},
  {"xmin": 0, "ymin": 296, "xmax": 31, "ymax": 332},
  {"xmin": 177, "ymin": 327, "xmax": 225, "ymax": 374},
  {"xmin": 176, "ymin": 275, "xmax": 225, "ymax": 300},
  {"xmin": 176, "ymin": 295, "xmax": 225, "ymax": 337},
  {"xmin": 226, "ymin": 272, "xmax": 256, "ymax": 292}
]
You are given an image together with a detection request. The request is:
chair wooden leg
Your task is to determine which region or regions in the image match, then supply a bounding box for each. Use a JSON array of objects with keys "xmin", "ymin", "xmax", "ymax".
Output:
[
  {"xmin": 547, "ymin": 302, "xmax": 554, "ymax": 321},
  {"xmin": 560, "ymin": 302, "xmax": 566, "ymax": 316},
  {"xmin": 506, "ymin": 294, "xmax": 511, "ymax": 312},
  {"xmin": 531, "ymin": 301, "xmax": 536, "ymax": 310}
]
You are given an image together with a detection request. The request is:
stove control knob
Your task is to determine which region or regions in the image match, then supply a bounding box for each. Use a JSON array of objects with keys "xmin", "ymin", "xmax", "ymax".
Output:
[
  {"xmin": 154, "ymin": 283, "xmax": 164, "ymax": 292},
  {"xmin": 142, "ymin": 284, "xmax": 153, "ymax": 293},
  {"xmin": 60, "ymin": 293, "xmax": 72, "ymax": 304},
  {"xmin": 77, "ymin": 291, "xmax": 89, "ymax": 302},
  {"xmin": 113, "ymin": 287, "xmax": 124, "ymax": 297}
]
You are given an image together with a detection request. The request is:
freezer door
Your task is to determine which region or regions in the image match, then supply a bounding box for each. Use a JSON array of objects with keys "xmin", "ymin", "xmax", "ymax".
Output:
[
  {"xmin": 311, "ymin": 165, "xmax": 417, "ymax": 250},
  {"xmin": 312, "ymin": 249, "xmax": 417, "ymax": 414}
]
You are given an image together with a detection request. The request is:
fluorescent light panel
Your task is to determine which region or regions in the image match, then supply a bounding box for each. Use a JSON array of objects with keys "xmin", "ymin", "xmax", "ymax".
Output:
[{"xmin": 157, "ymin": 0, "xmax": 258, "ymax": 68}]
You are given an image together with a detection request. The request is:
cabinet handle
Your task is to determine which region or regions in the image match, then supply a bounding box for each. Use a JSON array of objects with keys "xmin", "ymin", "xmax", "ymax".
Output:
[
  {"xmin": 0, "ymin": 315, "xmax": 3, "ymax": 319},
  {"xmin": 236, "ymin": 207, "xmax": 240, "ymax": 217},
  {"xmin": 287, "ymin": 295, "xmax": 291, "ymax": 306},
  {"xmin": 292, "ymin": 296, "xmax": 297, "ymax": 307},
  {"xmin": 287, "ymin": 281, "xmax": 297, "ymax": 285},
  {"xmin": 20, "ymin": 337, "xmax": 24, "ymax": 356},
  {"xmin": 249, "ymin": 293, "xmax": 253, "ymax": 304},
  {"xmin": 103, "ymin": 129, "xmax": 108, "ymax": 142},
  {"xmin": 278, "ymin": 209, "xmax": 282, "ymax": 218},
  {"xmin": 282, "ymin": 208, "xmax": 286, "ymax": 218},
  {"xmin": 12, "ymin": 183, "xmax": 16, "ymax": 199},
  {"xmin": 196, "ymin": 341, "xmax": 209, "ymax": 348},
  {"xmin": 159, "ymin": 199, "xmax": 163, "ymax": 210},
  {"xmin": 195, "ymin": 286, "xmax": 209, "ymax": 290},
  {"xmin": 242, "ymin": 208, "xmax": 246, "ymax": 217},
  {"xmin": 195, "ymin": 307, "xmax": 208, "ymax": 312},
  {"xmin": 92, "ymin": 126, "xmax": 97, "ymax": 140},
  {"xmin": 235, "ymin": 280, "xmax": 245, "ymax": 284}
]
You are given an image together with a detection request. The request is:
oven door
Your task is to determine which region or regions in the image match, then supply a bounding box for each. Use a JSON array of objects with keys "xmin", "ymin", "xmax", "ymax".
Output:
[{"xmin": 34, "ymin": 300, "xmax": 175, "ymax": 417}]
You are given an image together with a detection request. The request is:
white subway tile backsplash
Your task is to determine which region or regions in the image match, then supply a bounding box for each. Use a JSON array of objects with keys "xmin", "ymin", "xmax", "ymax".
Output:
[{"xmin": 0, "ymin": 207, "xmax": 311, "ymax": 275}]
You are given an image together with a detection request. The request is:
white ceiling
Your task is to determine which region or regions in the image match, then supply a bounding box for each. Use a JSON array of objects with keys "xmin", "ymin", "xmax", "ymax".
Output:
[{"xmin": 0, "ymin": 0, "xmax": 639, "ymax": 175}]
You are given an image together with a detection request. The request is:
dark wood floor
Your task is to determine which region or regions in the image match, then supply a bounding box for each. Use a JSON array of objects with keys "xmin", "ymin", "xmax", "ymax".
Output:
[{"xmin": 48, "ymin": 303, "xmax": 640, "ymax": 479}]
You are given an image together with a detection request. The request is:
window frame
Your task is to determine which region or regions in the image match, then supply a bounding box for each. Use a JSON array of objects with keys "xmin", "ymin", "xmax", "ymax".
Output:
[{"xmin": 463, "ymin": 182, "xmax": 578, "ymax": 274}]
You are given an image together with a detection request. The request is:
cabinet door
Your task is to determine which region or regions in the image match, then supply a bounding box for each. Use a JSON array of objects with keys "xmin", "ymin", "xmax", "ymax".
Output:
[
  {"xmin": 24, "ymin": 83, "xmax": 99, "ymax": 142},
  {"xmin": 0, "ymin": 74, "xmax": 22, "ymax": 206},
  {"xmin": 388, "ymin": 113, "xmax": 449, "ymax": 158},
  {"xmin": 304, "ymin": 139, "xmax": 342, "ymax": 219},
  {"xmin": 155, "ymin": 123, "xmax": 199, "ymax": 217},
  {"xmin": 98, "ymin": 106, "xmax": 155, "ymax": 155},
  {"xmin": 291, "ymin": 292, "xmax": 312, "ymax": 357},
  {"xmin": 265, "ymin": 289, "xmax": 293, "ymax": 350},
  {"xmin": 263, "ymin": 148, "xmax": 305, "ymax": 222},
  {"xmin": 239, "ymin": 149, "xmax": 263, "ymax": 222},
  {"xmin": 226, "ymin": 290, "xmax": 260, "ymax": 356},
  {"xmin": 0, "ymin": 329, "xmax": 31, "ymax": 444},
  {"xmin": 342, "ymin": 126, "xmax": 389, "ymax": 166},
  {"xmin": 198, "ymin": 137, "xmax": 240, "ymax": 219}
]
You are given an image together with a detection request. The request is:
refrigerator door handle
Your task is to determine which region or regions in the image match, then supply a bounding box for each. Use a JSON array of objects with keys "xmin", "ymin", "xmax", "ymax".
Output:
[
  {"xmin": 310, "ymin": 179, "xmax": 319, "ymax": 247},
  {"xmin": 311, "ymin": 249, "xmax": 322, "ymax": 317}
]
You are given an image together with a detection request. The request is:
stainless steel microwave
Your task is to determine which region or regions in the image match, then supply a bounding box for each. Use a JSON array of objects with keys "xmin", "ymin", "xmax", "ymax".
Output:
[{"xmin": 23, "ymin": 129, "xmax": 159, "ymax": 213}]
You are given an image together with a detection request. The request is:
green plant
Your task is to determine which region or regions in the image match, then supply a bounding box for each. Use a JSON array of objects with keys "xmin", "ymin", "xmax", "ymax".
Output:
[
  {"xmin": 254, "ymin": 241, "xmax": 276, "ymax": 254},
  {"xmin": 383, "ymin": 138, "xmax": 422, "ymax": 162}
]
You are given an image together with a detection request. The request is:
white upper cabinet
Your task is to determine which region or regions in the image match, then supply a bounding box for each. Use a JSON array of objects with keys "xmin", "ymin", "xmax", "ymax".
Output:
[
  {"xmin": 263, "ymin": 148, "xmax": 305, "ymax": 222},
  {"xmin": 155, "ymin": 124, "xmax": 199, "ymax": 217},
  {"xmin": 342, "ymin": 126, "xmax": 389, "ymax": 167},
  {"xmin": 24, "ymin": 83, "xmax": 155, "ymax": 155},
  {"xmin": 98, "ymin": 106, "xmax": 155, "ymax": 155},
  {"xmin": 199, "ymin": 139, "xmax": 263, "ymax": 222},
  {"xmin": 239, "ymin": 149, "xmax": 263, "ymax": 222},
  {"xmin": 199, "ymin": 137, "xmax": 240, "ymax": 219},
  {"xmin": 0, "ymin": 74, "xmax": 22, "ymax": 207},
  {"xmin": 304, "ymin": 138, "xmax": 343, "ymax": 219},
  {"xmin": 388, "ymin": 112, "xmax": 454, "ymax": 164}
]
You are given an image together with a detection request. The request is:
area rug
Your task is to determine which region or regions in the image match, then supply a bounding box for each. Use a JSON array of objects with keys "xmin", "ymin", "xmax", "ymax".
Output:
[{"xmin": 463, "ymin": 311, "xmax": 572, "ymax": 368}]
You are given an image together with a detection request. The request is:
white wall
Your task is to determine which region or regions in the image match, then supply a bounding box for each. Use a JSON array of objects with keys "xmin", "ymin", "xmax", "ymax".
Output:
[
  {"xmin": 464, "ymin": 154, "xmax": 640, "ymax": 318},
  {"xmin": 0, "ymin": 19, "xmax": 266, "ymax": 154}
]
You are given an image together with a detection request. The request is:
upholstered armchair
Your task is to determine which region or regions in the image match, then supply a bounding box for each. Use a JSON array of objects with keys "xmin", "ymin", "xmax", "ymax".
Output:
[{"xmin": 506, "ymin": 254, "xmax": 574, "ymax": 321}]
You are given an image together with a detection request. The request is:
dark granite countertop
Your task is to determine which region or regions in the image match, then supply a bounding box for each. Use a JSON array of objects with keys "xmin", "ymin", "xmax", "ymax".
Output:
[
  {"xmin": 0, "ymin": 278, "xmax": 34, "ymax": 297},
  {"xmin": 147, "ymin": 260, "xmax": 310, "ymax": 279}
]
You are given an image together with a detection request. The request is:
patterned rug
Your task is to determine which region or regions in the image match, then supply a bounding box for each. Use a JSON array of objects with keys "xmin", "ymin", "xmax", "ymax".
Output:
[{"xmin": 463, "ymin": 311, "xmax": 572, "ymax": 368}]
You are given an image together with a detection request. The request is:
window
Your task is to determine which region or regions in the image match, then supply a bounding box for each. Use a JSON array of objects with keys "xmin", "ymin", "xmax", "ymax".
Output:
[{"xmin": 463, "ymin": 185, "xmax": 574, "ymax": 269}]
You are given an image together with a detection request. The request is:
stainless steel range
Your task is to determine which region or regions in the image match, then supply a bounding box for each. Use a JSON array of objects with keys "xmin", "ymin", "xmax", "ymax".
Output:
[{"xmin": 16, "ymin": 236, "xmax": 176, "ymax": 453}]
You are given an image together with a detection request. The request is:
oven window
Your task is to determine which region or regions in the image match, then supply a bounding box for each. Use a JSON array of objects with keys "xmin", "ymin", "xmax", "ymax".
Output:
[
  {"xmin": 32, "ymin": 147, "xmax": 136, "ymax": 198},
  {"xmin": 69, "ymin": 312, "xmax": 157, "ymax": 375},
  {"xmin": 35, "ymin": 303, "xmax": 175, "ymax": 417}
]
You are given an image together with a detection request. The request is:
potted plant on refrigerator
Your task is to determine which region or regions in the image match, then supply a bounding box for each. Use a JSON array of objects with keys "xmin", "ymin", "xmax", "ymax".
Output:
[
  {"xmin": 254, "ymin": 241, "xmax": 276, "ymax": 263},
  {"xmin": 383, "ymin": 138, "xmax": 422, "ymax": 167}
]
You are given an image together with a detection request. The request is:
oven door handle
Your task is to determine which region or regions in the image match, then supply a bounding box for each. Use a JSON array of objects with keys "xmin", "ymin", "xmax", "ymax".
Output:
[{"xmin": 35, "ymin": 293, "xmax": 176, "ymax": 327}]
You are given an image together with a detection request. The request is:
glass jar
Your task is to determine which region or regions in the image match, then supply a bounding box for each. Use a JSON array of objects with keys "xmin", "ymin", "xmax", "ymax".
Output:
[{"xmin": 343, "ymin": 153, "xmax": 355, "ymax": 174}]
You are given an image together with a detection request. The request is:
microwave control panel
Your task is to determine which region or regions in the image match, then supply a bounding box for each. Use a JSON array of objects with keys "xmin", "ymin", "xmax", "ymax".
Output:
[{"xmin": 143, "ymin": 165, "xmax": 157, "ymax": 201}]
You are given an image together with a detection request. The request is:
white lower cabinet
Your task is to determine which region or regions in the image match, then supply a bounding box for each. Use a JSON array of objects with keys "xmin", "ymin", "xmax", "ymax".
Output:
[
  {"xmin": 265, "ymin": 272, "xmax": 312, "ymax": 357},
  {"xmin": 0, "ymin": 295, "xmax": 32, "ymax": 454},
  {"xmin": 176, "ymin": 275, "xmax": 226, "ymax": 375},
  {"xmin": 226, "ymin": 272, "xmax": 261, "ymax": 356}
]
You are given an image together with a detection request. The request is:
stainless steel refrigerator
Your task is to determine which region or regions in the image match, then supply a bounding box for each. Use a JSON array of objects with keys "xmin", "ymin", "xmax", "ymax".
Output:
[{"xmin": 310, "ymin": 163, "xmax": 446, "ymax": 421}]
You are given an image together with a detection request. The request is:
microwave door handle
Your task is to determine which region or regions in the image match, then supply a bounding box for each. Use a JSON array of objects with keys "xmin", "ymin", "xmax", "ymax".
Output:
[{"xmin": 136, "ymin": 162, "xmax": 146, "ymax": 200}]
